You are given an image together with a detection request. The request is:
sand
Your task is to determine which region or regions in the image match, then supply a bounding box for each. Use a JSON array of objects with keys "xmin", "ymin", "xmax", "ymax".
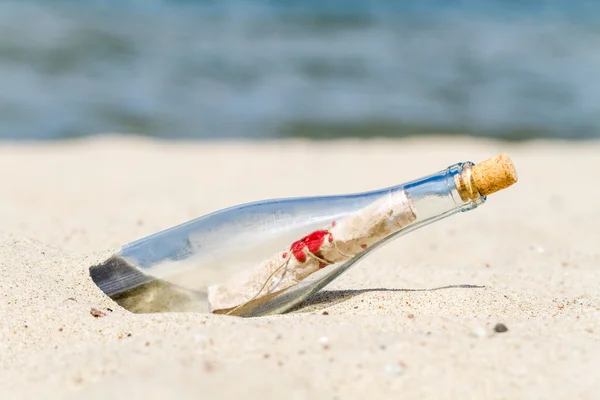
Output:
[{"xmin": 1, "ymin": 135, "xmax": 599, "ymax": 399}]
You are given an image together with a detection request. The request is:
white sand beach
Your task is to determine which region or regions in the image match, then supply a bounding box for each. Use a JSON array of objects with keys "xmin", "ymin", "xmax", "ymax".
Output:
[{"xmin": 1, "ymin": 136, "xmax": 599, "ymax": 399}]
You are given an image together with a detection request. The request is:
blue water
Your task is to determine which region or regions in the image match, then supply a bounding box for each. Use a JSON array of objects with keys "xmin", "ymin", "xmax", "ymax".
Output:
[{"xmin": 1, "ymin": 0, "xmax": 599, "ymax": 141}]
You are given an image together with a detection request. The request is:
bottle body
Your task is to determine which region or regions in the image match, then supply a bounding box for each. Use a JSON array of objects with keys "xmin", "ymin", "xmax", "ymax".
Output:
[{"xmin": 91, "ymin": 161, "xmax": 486, "ymax": 317}]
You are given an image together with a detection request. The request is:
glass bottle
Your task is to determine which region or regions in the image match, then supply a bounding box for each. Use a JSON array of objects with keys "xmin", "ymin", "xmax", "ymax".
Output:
[{"xmin": 90, "ymin": 154, "xmax": 517, "ymax": 317}]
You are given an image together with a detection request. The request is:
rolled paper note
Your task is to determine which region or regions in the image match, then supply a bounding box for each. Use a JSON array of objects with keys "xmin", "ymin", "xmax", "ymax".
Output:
[{"xmin": 208, "ymin": 189, "xmax": 417, "ymax": 314}]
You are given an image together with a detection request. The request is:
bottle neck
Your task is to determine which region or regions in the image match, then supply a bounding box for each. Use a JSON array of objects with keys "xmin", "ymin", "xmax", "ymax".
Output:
[
  {"xmin": 452, "ymin": 162, "xmax": 486, "ymax": 207},
  {"xmin": 394, "ymin": 162, "xmax": 486, "ymax": 234}
]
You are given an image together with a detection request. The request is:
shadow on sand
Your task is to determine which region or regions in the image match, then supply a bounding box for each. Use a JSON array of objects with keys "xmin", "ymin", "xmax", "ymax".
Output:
[{"xmin": 288, "ymin": 284, "xmax": 485, "ymax": 314}]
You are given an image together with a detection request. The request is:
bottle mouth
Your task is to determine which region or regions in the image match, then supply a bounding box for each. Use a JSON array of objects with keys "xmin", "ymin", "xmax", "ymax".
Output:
[
  {"xmin": 454, "ymin": 163, "xmax": 482, "ymax": 202},
  {"xmin": 454, "ymin": 154, "xmax": 518, "ymax": 202}
]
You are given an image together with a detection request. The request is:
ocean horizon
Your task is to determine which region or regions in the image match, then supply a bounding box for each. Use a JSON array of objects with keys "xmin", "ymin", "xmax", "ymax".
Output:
[{"xmin": 1, "ymin": 0, "xmax": 599, "ymax": 141}]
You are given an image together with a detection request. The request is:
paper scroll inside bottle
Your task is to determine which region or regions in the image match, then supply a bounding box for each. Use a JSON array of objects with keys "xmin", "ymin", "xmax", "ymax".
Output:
[{"xmin": 208, "ymin": 189, "xmax": 417, "ymax": 314}]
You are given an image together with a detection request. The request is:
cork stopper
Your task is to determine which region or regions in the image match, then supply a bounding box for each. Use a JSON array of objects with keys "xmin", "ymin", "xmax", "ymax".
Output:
[
  {"xmin": 471, "ymin": 153, "xmax": 518, "ymax": 196},
  {"xmin": 454, "ymin": 153, "xmax": 518, "ymax": 201}
]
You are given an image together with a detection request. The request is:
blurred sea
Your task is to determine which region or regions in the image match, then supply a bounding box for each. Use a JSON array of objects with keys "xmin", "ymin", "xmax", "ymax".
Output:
[{"xmin": 1, "ymin": 0, "xmax": 599, "ymax": 141}]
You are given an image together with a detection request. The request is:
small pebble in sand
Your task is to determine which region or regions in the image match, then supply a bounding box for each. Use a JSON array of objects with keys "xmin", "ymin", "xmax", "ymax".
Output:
[
  {"xmin": 90, "ymin": 308, "xmax": 106, "ymax": 318},
  {"xmin": 407, "ymin": 314, "xmax": 415, "ymax": 319},
  {"xmin": 318, "ymin": 336, "xmax": 330, "ymax": 350},
  {"xmin": 203, "ymin": 361, "xmax": 214, "ymax": 372},
  {"xmin": 494, "ymin": 323, "xmax": 508, "ymax": 333},
  {"xmin": 531, "ymin": 245, "xmax": 545, "ymax": 254},
  {"xmin": 472, "ymin": 327, "xmax": 487, "ymax": 338},
  {"xmin": 322, "ymin": 311, "xmax": 329, "ymax": 315},
  {"xmin": 194, "ymin": 334, "xmax": 207, "ymax": 342},
  {"xmin": 384, "ymin": 362, "xmax": 405, "ymax": 376},
  {"xmin": 194, "ymin": 334, "xmax": 214, "ymax": 346}
]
